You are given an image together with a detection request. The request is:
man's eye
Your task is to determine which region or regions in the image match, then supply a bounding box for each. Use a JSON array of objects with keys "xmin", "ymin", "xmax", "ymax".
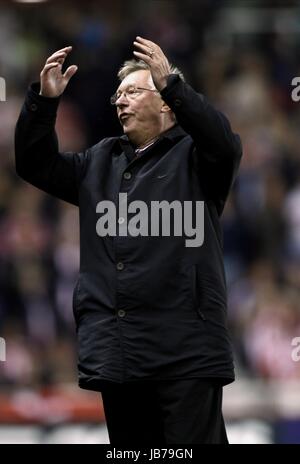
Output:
[{"xmin": 127, "ymin": 88, "xmax": 136, "ymax": 95}]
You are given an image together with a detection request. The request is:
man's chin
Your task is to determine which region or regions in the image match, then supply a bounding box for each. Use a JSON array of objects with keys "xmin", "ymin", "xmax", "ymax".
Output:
[{"xmin": 122, "ymin": 124, "xmax": 134, "ymax": 137}]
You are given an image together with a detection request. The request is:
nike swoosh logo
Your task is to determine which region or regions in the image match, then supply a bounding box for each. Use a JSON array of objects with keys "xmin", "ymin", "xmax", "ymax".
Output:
[{"xmin": 157, "ymin": 174, "xmax": 168, "ymax": 179}]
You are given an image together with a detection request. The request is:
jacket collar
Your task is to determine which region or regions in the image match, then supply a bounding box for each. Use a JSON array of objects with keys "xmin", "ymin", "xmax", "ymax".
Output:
[{"xmin": 116, "ymin": 124, "xmax": 186, "ymax": 161}]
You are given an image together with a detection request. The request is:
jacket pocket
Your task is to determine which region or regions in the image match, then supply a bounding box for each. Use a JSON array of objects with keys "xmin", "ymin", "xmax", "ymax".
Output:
[{"xmin": 191, "ymin": 265, "xmax": 206, "ymax": 321}]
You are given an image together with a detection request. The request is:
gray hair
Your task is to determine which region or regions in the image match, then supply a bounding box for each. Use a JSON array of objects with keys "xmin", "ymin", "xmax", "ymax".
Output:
[{"xmin": 117, "ymin": 59, "xmax": 185, "ymax": 82}]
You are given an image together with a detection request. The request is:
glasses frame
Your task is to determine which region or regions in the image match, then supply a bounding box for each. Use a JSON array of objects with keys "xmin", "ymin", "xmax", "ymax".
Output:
[{"xmin": 110, "ymin": 86, "xmax": 158, "ymax": 105}]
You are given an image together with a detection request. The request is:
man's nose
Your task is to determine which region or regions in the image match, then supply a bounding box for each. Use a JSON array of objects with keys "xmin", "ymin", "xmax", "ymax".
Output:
[{"xmin": 116, "ymin": 93, "xmax": 129, "ymax": 107}]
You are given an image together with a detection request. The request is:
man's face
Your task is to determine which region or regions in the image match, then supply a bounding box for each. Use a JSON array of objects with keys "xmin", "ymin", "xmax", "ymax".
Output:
[{"xmin": 115, "ymin": 70, "xmax": 163, "ymax": 144}]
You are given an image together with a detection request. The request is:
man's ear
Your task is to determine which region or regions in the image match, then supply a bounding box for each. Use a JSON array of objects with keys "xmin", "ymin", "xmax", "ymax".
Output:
[{"xmin": 160, "ymin": 102, "xmax": 172, "ymax": 114}]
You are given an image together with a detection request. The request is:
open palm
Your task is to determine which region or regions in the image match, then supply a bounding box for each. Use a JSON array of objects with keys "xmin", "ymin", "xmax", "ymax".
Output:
[{"xmin": 40, "ymin": 46, "xmax": 78, "ymax": 98}]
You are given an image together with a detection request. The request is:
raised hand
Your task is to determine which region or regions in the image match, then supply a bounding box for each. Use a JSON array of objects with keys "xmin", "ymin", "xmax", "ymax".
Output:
[
  {"xmin": 133, "ymin": 36, "xmax": 171, "ymax": 91},
  {"xmin": 39, "ymin": 46, "xmax": 78, "ymax": 98}
]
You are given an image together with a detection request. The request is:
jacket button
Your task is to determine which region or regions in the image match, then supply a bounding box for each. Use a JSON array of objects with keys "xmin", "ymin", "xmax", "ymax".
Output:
[
  {"xmin": 118, "ymin": 309, "xmax": 126, "ymax": 318},
  {"xmin": 174, "ymin": 99, "xmax": 181, "ymax": 107},
  {"xmin": 123, "ymin": 171, "xmax": 132, "ymax": 180},
  {"xmin": 116, "ymin": 262, "xmax": 124, "ymax": 271},
  {"xmin": 30, "ymin": 103, "xmax": 38, "ymax": 111}
]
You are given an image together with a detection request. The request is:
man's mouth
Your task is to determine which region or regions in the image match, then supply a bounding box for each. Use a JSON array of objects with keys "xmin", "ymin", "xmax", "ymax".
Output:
[{"xmin": 119, "ymin": 113, "xmax": 134, "ymax": 123}]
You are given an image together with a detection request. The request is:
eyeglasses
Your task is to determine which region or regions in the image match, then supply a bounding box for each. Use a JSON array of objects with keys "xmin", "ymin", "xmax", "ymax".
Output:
[{"xmin": 110, "ymin": 86, "xmax": 158, "ymax": 105}]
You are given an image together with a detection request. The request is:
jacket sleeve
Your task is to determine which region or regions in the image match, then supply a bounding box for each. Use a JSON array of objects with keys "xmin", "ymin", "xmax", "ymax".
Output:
[
  {"xmin": 14, "ymin": 83, "xmax": 88, "ymax": 206},
  {"xmin": 160, "ymin": 74, "xmax": 242, "ymax": 215}
]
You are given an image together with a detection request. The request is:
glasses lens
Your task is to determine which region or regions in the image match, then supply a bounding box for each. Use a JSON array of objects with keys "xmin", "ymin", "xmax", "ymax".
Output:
[
  {"xmin": 110, "ymin": 87, "xmax": 150, "ymax": 105},
  {"xmin": 110, "ymin": 94, "xmax": 117, "ymax": 105}
]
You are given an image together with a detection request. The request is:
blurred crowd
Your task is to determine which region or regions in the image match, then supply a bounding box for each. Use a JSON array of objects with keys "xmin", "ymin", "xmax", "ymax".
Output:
[{"xmin": 0, "ymin": 0, "xmax": 300, "ymax": 390}]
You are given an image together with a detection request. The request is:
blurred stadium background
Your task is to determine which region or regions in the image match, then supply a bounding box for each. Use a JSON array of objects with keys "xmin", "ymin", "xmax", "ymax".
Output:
[{"xmin": 0, "ymin": 0, "xmax": 300, "ymax": 444}]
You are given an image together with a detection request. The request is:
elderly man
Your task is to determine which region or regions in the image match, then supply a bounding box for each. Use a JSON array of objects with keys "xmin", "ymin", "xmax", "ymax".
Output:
[{"xmin": 15, "ymin": 36, "xmax": 242, "ymax": 444}]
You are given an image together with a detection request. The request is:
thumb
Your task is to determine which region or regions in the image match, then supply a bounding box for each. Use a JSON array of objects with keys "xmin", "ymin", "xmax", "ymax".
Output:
[{"xmin": 63, "ymin": 65, "xmax": 78, "ymax": 82}]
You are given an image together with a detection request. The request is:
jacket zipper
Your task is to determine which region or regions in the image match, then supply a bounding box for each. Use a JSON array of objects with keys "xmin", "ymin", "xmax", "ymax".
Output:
[{"xmin": 192, "ymin": 265, "xmax": 206, "ymax": 321}]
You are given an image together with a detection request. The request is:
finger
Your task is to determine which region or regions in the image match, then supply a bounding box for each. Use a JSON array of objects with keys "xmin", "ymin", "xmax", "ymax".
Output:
[
  {"xmin": 136, "ymin": 36, "xmax": 151, "ymax": 44},
  {"xmin": 52, "ymin": 46, "xmax": 72, "ymax": 55},
  {"xmin": 136, "ymin": 36, "xmax": 156, "ymax": 48},
  {"xmin": 46, "ymin": 52, "xmax": 68, "ymax": 65},
  {"xmin": 63, "ymin": 65, "xmax": 78, "ymax": 81},
  {"xmin": 41, "ymin": 62, "xmax": 60, "ymax": 74},
  {"xmin": 46, "ymin": 46, "xmax": 72, "ymax": 64},
  {"xmin": 133, "ymin": 51, "xmax": 151, "ymax": 64},
  {"xmin": 133, "ymin": 41, "xmax": 154, "ymax": 55}
]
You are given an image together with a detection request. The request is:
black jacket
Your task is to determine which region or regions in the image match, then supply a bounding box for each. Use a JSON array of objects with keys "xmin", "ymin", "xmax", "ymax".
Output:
[{"xmin": 15, "ymin": 74, "xmax": 242, "ymax": 390}]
